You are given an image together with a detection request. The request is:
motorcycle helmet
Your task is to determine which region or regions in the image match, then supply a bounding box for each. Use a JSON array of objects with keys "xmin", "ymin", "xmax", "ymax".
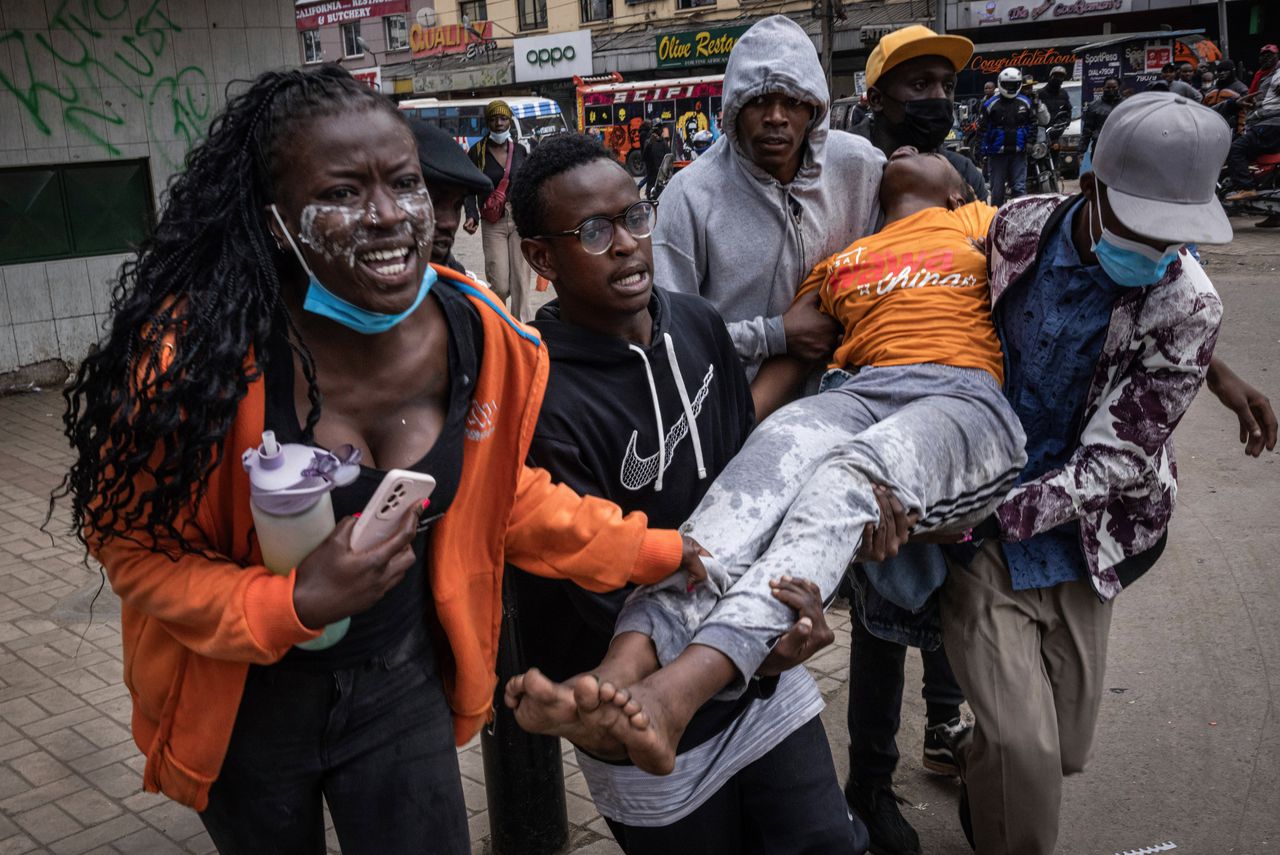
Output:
[
  {"xmin": 998, "ymin": 67, "xmax": 1023, "ymax": 98},
  {"xmin": 691, "ymin": 129, "xmax": 714, "ymax": 155}
]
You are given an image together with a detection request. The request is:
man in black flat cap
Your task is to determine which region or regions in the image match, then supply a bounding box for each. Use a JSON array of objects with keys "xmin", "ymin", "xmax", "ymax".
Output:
[{"xmin": 409, "ymin": 118, "xmax": 494, "ymax": 274}]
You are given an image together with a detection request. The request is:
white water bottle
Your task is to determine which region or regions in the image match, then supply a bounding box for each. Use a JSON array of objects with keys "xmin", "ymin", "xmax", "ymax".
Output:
[{"xmin": 242, "ymin": 431, "xmax": 361, "ymax": 651}]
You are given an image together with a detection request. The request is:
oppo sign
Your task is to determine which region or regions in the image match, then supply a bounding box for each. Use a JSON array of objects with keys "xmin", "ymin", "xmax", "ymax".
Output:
[
  {"xmin": 528, "ymin": 45, "xmax": 576, "ymax": 67},
  {"xmin": 515, "ymin": 30, "xmax": 594, "ymax": 82}
]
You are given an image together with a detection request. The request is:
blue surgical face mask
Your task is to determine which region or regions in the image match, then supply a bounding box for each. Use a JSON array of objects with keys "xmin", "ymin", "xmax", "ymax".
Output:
[
  {"xmin": 1088, "ymin": 197, "xmax": 1181, "ymax": 288},
  {"xmin": 489, "ymin": 129, "xmax": 511, "ymax": 144},
  {"xmin": 269, "ymin": 204, "xmax": 435, "ymax": 334}
]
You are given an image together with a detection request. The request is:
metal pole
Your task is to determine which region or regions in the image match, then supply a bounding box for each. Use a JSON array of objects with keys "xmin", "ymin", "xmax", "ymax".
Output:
[
  {"xmin": 821, "ymin": 0, "xmax": 834, "ymax": 95},
  {"xmin": 480, "ymin": 575, "xmax": 569, "ymax": 855},
  {"xmin": 1216, "ymin": 0, "xmax": 1230, "ymax": 65}
]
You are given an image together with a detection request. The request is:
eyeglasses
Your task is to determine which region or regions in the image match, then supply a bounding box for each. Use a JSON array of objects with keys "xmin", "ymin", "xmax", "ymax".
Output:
[{"xmin": 536, "ymin": 201, "xmax": 657, "ymax": 255}]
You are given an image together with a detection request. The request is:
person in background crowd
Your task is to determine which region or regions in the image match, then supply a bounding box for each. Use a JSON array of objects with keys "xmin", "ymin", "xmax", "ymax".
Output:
[
  {"xmin": 983, "ymin": 80, "xmax": 996, "ymax": 100},
  {"xmin": 1020, "ymin": 76, "xmax": 1052, "ymax": 126},
  {"xmin": 1215, "ymin": 58, "xmax": 1249, "ymax": 96},
  {"xmin": 1180, "ymin": 60, "xmax": 1198, "ymax": 85},
  {"xmin": 409, "ymin": 119, "xmax": 492, "ymax": 275},
  {"xmin": 946, "ymin": 92, "xmax": 1230, "ymax": 855},
  {"xmin": 464, "ymin": 100, "xmax": 535, "ymax": 321},
  {"xmin": 1249, "ymin": 44, "xmax": 1278, "ymax": 95},
  {"xmin": 850, "ymin": 93, "xmax": 871, "ymax": 127},
  {"xmin": 1161, "ymin": 62, "xmax": 1204, "ymax": 101},
  {"xmin": 1039, "ymin": 66, "xmax": 1074, "ymax": 136},
  {"xmin": 1079, "ymin": 76, "xmax": 1121, "ymax": 166},
  {"xmin": 505, "ymin": 133, "xmax": 866, "ymax": 855},
  {"xmin": 1224, "ymin": 69, "xmax": 1280, "ymax": 217},
  {"xmin": 641, "ymin": 121, "xmax": 671, "ymax": 199},
  {"xmin": 979, "ymin": 66, "xmax": 1035, "ymax": 204},
  {"xmin": 1201, "ymin": 69, "xmax": 1217, "ymax": 95},
  {"xmin": 653, "ymin": 14, "xmax": 884, "ymax": 382},
  {"xmin": 845, "ymin": 25, "xmax": 986, "ymax": 855}
]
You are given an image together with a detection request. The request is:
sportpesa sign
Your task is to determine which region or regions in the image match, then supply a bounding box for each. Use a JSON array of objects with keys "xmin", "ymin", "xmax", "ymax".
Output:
[{"xmin": 514, "ymin": 31, "xmax": 594, "ymax": 82}]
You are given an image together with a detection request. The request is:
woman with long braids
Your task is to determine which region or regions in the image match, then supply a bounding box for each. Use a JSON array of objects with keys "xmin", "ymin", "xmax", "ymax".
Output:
[{"xmin": 59, "ymin": 65, "xmax": 699, "ymax": 853}]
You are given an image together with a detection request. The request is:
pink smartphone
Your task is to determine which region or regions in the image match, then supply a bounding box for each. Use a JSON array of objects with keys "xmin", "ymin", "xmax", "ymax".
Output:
[{"xmin": 350, "ymin": 469, "xmax": 437, "ymax": 551}]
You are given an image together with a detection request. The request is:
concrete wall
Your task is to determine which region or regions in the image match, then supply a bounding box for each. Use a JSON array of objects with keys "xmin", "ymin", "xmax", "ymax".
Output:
[{"xmin": 0, "ymin": 0, "xmax": 302, "ymax": 386}]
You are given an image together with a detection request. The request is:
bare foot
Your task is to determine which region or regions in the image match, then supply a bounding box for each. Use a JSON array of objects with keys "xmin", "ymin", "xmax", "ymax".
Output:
[
  {"xmin": 591, "ymin": 631, "xmax": 662, "ymax": 690},
  {"xmin": 506, "ymin": 668, "xmax": 627, "ymax": 759},
  {"xmin": 597, "ymin": 674, "xmax": 688, "ymax": 776},
  {"xmin": 505, "ymin": 668, "xmax": 578, "ymax": 737}
]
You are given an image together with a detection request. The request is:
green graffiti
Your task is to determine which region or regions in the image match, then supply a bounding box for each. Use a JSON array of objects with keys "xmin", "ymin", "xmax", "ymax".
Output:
[{"xmin": 0, "ymin": 0, "xmax": 211, "ymax": 169}]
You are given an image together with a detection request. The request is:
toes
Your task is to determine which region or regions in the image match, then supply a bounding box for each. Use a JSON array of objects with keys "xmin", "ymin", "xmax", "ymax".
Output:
[
  {"xmin": 572, "ymin": 674, "xmax": 602, "ymax": 712},
  {"xmin": 629, "ymin": 709, "xmax": 650, "ymax": 730}
]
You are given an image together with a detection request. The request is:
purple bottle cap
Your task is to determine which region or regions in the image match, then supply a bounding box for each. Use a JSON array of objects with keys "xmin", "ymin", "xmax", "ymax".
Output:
[{"xmin": 242, "ymin": 432, "xmax": 362, "ymax": 515}]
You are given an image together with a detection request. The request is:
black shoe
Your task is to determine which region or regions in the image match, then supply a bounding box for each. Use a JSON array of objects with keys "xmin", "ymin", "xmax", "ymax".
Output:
[
  {"xmin": 922, "ymin": 717, "xmax": 971, "ymax": 777},
  {"xmin": 845, "ymin": 780, "xmax": 922, "ymax": 855}
]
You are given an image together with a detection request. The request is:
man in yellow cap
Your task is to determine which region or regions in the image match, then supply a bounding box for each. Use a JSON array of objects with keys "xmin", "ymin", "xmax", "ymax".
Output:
[{"xmin": 841, "ymin": 24, "xmax": 983, "ymax": 855}]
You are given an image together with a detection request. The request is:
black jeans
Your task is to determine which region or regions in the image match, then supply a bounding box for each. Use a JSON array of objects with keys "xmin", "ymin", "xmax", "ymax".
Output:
[
  {"xmin": 846, "ymin": 615, "xmax": 965, "ymax": 785},
  {"xmin": 200, "ymin": 623, "xmax": 468, "ymax": 855},
  {"xmin": 1227, "ymin": 122, "xmax": 1280, "ymax": 188},
  {"xmin": 604, "ymin": 716, "xmax": 868, "ymax": 855}
]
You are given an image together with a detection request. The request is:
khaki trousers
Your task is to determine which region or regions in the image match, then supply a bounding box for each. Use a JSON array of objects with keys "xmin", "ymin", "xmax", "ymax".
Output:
[
  {"xmin": 480, "ymin": 206, "xmax": 533, "ymax": 322},
  {"xmin": 941, "ymin": 539, "xmax": 1113, "ymax": 855}
]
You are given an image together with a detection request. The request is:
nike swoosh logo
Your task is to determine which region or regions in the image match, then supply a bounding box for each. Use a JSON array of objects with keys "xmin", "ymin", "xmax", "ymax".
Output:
[{"xmin": 619, "ymin": 364, "xmax": 715, "ymax": 491}]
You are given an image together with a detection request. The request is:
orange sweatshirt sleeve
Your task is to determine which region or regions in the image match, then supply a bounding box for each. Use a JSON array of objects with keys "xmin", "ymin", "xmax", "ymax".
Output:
[
  {"xmin": 503, "ymin": 465, "xmax": 684, "ymax": 592},
  {"xmin": 94, "ymin": 528, "xmax": 320, "ymax": 664}
]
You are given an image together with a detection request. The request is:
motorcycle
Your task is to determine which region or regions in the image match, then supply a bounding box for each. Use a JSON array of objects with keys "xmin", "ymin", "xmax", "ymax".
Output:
[
  {"xmin": 1219, "ymin": 151, "xmax": 1280, "ymax": 226},
  {"xmin": 1026, "ymin": 121, "xmax": 1070, "ymax": 194}
]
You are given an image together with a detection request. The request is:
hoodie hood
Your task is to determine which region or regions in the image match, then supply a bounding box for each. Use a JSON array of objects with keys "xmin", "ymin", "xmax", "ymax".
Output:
[{"xmin": 721, "ymin": 15, "xmax": 830, "ymax": 167}]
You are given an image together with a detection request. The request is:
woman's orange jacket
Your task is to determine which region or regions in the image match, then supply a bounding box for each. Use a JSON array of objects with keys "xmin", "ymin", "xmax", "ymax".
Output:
[{"xmin": 90, "ymin": 267, "xmax": 684, "ymax": 811}]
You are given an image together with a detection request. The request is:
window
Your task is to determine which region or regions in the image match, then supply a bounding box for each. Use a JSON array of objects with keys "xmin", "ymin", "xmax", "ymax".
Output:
[
  {"xmin": 677, "ymin": 0, "xmax": 715, "ymax": 8},
  {"xmin": 0, "ymin": 160, "xmax": 153, "ymax": 265},
  {"xmin": 580, "ymin": 0, "xmax": 612, "ymax": 23},
  {"xmin": 341, "ymin": 22, "xmax": 363, "ymax": 58},
  {"xmin": 459, "ymin": 0, "xmax": 487, "ymax": 24},
  {"xmin": 385, "ymin": 14, "xmax": 409, "ymax": 51},
  {"xmin": 302, "ymin": 29, "xmax": 322, "ymax": 63},
  {"xmin": 518, "ymin": 0, "xmax": 547, "ymax": 30}
]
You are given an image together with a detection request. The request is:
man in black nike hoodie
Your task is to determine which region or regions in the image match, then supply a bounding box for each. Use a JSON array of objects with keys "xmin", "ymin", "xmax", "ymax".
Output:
[{"xmin": 503, "ymin": 134, "xmax": 867, "ymax": 853}]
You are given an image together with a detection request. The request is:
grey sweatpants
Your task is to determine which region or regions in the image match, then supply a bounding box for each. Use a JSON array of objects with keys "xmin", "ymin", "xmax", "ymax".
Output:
[{"xmin": 616, "ymin": 364, "xmax": 1027, "ymax": 691}]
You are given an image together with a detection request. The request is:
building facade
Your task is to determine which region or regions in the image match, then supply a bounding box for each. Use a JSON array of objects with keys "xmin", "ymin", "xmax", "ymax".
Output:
[{"xmin": 0, "ymin": 0, "xmax": 302, "ymax": 387}]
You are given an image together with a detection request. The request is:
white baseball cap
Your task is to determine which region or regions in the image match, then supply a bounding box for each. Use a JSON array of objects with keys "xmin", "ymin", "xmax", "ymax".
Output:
[{"xmin": 1092, "ymin": 91, "xmax": 1233, "ymax": 244}]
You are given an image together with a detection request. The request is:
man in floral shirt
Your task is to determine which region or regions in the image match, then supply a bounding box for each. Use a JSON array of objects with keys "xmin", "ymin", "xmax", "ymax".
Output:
[{"xmin": 941, "ymin": 93, "xmax": 1232, "ymax": 854}]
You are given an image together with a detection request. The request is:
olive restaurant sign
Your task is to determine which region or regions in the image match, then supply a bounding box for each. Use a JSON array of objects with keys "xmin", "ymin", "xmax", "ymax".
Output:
[
  {"xmin": 295, "ymin": 0, "xmax": 407, "ymax": 30},
  {"xmin": 411, "ymin": 20, "xmax": 494, "ymax": 57},
  {"xmin": 655, "ymin": 26, "xmax": 749, "ymax": 69}
]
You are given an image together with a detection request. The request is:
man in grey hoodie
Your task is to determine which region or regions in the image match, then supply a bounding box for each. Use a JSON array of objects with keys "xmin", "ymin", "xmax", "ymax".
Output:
[{"xmin": 653, "ymin": 14, "xmax": 886, "ymax": 380}]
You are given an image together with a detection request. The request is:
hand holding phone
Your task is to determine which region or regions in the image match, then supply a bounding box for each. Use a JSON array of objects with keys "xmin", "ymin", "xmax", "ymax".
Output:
[{"xmin": 350, "ymin": 469, "xmax": 437, "ymax": 551}]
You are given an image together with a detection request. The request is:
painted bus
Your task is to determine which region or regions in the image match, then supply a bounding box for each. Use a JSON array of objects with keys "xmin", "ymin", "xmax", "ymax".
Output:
[
  {"xmin": 575, "ymin": 73, "xmax": 724, "ymax": 175},
  {"xmin": 397, "ymin": 96, "xmax": 569, "ymax": 150}
]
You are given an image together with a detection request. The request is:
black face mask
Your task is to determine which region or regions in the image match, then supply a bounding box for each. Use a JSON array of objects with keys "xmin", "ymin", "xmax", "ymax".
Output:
[
  {"xmin": 1102, "ymin": 90, "xmax": 1120, "ymax": 103},
  {"xmin": 883, "ymin": 96, "xmax": 954, "ymax": 152}
]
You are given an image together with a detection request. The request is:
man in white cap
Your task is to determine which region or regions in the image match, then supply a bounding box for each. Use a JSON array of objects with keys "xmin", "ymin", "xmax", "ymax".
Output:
[{"xmin": 941, "ymin": 92, "xmax": 1231, "ymax": 854}]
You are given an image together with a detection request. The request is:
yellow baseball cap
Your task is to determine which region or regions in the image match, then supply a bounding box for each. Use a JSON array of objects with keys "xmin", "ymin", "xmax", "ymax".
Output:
[{"xmin": 865, "ymin": 25, "xmax": 974, "ymax": 89}]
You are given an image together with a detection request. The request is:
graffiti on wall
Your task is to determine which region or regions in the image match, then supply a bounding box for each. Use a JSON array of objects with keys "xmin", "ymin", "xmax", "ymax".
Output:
[{"xmin": 0, "ymin": 0, "xmax": 212, "ymax": 170}]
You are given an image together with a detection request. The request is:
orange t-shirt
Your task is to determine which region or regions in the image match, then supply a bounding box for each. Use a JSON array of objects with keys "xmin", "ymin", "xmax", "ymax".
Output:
[{"xmin": 797, "ymin": 201, "xmax": 1004, "ymax": 384}]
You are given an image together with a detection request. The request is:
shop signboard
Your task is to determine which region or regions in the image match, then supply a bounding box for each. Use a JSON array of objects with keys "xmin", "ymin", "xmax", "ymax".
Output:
[
  {"xmin": 295, "ymin": 0, "xmax": 407, "ymax": 30},
  {"xmin": 411, "ymin": 20, "xmax": 494, "ymax": 57},
  {"xmin": 351, "ymin": 66, "xmax": 382, "ymax": 91},
  {"xmin": 1081, "ymin": 47, "xmax": 1123, "ymax": 101},
  {"xmin": 413, "ymin": 63, "xmax": 513, "ymax": 94},
  {"xmin": 655, "ymin": 26, "xmax": 748, "ymax": 69},
  {"xmin": 967, "ymin": 0, "xmax": 1130, "ymax": 27},
  {"xmin": 514, "ymin": 30, "xmax": 594, "ymax": 82},
  {"xmin": 957, "ymin": 45, "xmax": 1080, "ymax": 104}
]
